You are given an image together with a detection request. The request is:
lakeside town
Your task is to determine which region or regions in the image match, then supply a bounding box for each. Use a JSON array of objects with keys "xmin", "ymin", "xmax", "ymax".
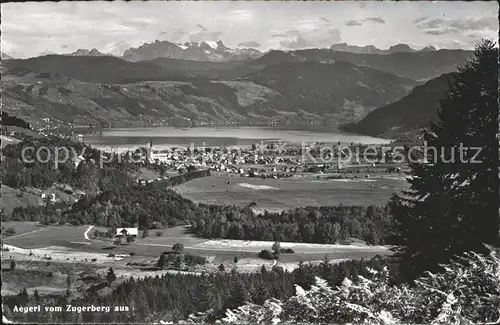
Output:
[{"xmin": 1, "ymin": 1, "xmax": 499, "ymax": 324}]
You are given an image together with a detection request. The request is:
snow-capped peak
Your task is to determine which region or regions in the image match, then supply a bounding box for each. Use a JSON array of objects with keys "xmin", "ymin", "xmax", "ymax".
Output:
[
  {"xmin": 204, "ymin": 41, "xmax": 218, "ymax": 49},
  {"xmin": 102, "ymin": 41, "xmax": 133, "ymax": 57}
]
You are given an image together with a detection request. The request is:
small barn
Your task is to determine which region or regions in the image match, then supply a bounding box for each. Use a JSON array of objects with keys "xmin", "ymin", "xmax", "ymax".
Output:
[{"xmin": 116, "ymin": 228, "xmax": 138, "ymax": 237}]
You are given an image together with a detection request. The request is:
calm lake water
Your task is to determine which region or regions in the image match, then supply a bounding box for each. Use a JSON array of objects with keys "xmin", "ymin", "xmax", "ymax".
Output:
[{"xmin": 84, "ymin": 127, "xmax": 392, "ymax": 151}]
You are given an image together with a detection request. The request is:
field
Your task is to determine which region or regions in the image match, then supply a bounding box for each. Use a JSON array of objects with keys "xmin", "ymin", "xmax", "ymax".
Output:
[
  {"xmin": 2, "ymin": 224, "xmax": 94, "ymax": 248},
  {"xmin": 0, "ymin": 134, "xmax": 22, "ymax": 148},
  {"xmin": 0, "ymin": 185, "xmax": 44, "ymax": 216},
  {"xmin": 2, "ymin": 223, "xmax": 390, "ymax": 269},
  {"xmin": 1, "ymin": 221, "xmax": 390, "ymax": 300},
  {"xmin": 2, "ymin": 222, "xmax": 44, "ymax": 237},
  {"xmin": 174, "ymin": 173, "xmax": 409, "ymax": 209}
]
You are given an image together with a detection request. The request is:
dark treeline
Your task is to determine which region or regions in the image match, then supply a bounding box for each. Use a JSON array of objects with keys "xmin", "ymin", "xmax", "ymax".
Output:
[
  {"xmin": 7, "ymin": 185, "xmax": 392, "ymax": 245},
  {"xmin": 190, "ymin": 204, "xmax": 392, "ymax": 245},
  {"xmin": 1, "ymin": 111, "xmax": 31, "ymax": 129},
  {"xmin": 3, "ymin": 256, "xmax": 393, "ymax": 323},
  {"xmin": 0, "ymin": 136, "xmax": 136, "ymax": 192}
]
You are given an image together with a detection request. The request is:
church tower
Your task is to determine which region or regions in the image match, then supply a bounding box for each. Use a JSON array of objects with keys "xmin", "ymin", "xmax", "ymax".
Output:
[{"xmin": 147, "ymin": 138, "xmax": 153, "ymax": 162}]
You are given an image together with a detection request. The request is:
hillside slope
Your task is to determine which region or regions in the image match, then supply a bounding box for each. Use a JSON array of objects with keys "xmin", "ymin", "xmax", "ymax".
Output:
[
  {"xmin": 2, "ymin": 50, "xmax": 470, "ymax": 128},
  {"xmin": 2, "ymin": 61, "xmax": 415, "ymax": 126},
  {"xmin": 293, "ymin": 49, "xmax": 471, "ymax": 80},
  {"xmin": 342, "ymin": 73, "xmax": 456, "ymax": 137},
  {"xmin": 2, "ymin": 55, "xmax": 191, "ymax": 84},
  {"xmin": 244, "ymin": 61, "xmax": 416, "ymax": 122},
  {"xmin": 0, "ymin": 185, "xmax": 44, "ymax": 216}
]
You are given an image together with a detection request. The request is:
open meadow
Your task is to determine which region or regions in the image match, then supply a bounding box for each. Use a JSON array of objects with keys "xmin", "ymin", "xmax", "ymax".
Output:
[
  {"xmin": 174, "ymin": 173, "xmax": 409, "ymax": 209},
  {"xmin": 2, "ymin": 223, "xmax": 390, "ymax": 273},
  {"xmin": 0, "ymin": 186, "xmax": 44, "ymax": 216}
]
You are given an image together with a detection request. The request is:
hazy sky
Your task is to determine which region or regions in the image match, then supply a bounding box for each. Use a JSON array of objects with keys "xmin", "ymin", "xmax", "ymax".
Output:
[{"xmin": 1, "ymin": 1, "xmax": 497, "ymax": 58}]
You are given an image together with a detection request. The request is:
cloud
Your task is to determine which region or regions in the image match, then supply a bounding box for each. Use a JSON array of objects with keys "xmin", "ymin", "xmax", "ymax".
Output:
[
  {"xmin": 280, "ymin": 35, "xmax": 310, "ymax": 49},
  {"xmin": 170, "ymin": 30, "xmax": 186, "ymax": 42},
  {"xmin": 418, "ymin": 17, "xmax": 498, "ymax": 35},
  {"xmin": 345, "ymin": 20, "xmax": 362, "ymax": 26},
  {"xmin": 196, "ymin": 24, "xmax": 207, "ymax": 31},
  {"xmin": 424, "ymin": 29, "xmax": 455, "ymax": 36},
  {"xmin": 277, "ymin": 28, "xmax": 341, "ymax": 49},
  {"xmin": 227, "ymin": 9, "xmax": 254, "ymax": 21},
  {"xmin": 2, "ymin": 1, "xmax": 496, "ymax": 57},
  {"xmin": 364, "ymin": 17, "xmax": 386, "ymax": 24},
  {"xmin": 413, "ymin": 16, "xmax": 428, "ymax": 24},
  {"xmin": 189, "ymin": 30, "xmax": 222, "ymax": 43},
  {"xmin": 345, "ymin": 17, "xmax": 385, "ymax": 27},
  {"xmin": 237, "ymin": 41, "xmax": 261, "ymax": 48}
]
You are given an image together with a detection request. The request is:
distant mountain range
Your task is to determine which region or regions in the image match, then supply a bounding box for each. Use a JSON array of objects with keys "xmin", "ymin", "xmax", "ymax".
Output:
[
  {"xmin": 68, "ymin": 48, "xmax": 109, "ymax": 57},
  {"xmin": 28, "ymin": 41, "xmax": 441, "ymax": 63},
  {"xmin": 122, "ymin": 40, "xmax": 262, "ymax": 62},
  {"xmin": 2, "ymin": 53, "xmax": 415, "ymax": 127},
  {"xmin": 330, "ymin": 42, "xmax": 437, "ymax": 55},
  {"xmin": 2, "ymin": 44, "xmax": 472, "ymax": 134}
]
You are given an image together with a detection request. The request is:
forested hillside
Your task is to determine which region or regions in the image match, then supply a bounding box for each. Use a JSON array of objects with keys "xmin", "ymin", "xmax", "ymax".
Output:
[
  {"xmin": 342, "ymin": 73, "xmax": 456, "ymax": 137},
  {"xmin": 3, "ymin": 256, "xmax": 393, "ymax": 323}
]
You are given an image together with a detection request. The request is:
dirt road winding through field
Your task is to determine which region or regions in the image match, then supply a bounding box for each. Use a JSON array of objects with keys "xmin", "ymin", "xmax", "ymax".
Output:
[
  {"xmin": 3, "ymin": 229, "xmax": 46, "ymax": 240},
  {"xmin": 84, "ymin": 226, "xmax": 94, "ymax": 241}
]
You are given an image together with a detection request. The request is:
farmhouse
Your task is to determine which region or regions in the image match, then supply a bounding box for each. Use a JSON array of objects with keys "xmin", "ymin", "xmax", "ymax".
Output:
[
  {"xmin": 115, "ymin": 228, "xmax": 138, "ymax": 237},
  {"xmin": 41, "ymin": 193, "xmax": 56, "ymax": 202}
]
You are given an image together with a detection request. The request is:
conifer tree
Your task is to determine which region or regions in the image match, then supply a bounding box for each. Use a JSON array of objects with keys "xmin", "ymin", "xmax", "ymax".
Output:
[
  {"xmin": 107, "ymin": 267, "xmax": 117, "ymax": 284},
  {"xmin": 194, "ymin": 277, "xmax": 216, "ymax": 312},
  {"xmin": 157, "ymin": 253, "xmax": 167, "ymax": 269},
  {"xmin": 33, "ymin": 289, "xmax": 40, "ymax": 303},
  {"xmin": 389, "ymin": 40, "xmax": 499, "ymax": 282},
  {"xmin": 226, "ymin": 276, "xmax": 251, "ymax": 310},
  {"xmin": 252, "ymin": 281, "xmax": 270, "ymax": 305}
]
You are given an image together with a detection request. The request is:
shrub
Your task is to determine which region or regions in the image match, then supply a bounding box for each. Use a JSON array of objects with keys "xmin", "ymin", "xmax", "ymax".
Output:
[
  {"xmin": 258, "ymin": 250, "xmax": 275, "ymax": 260},
  {"xmin": 108, "ymin": 253, "xmax": 115, "ymax": 257},
  {"xmin": 184, "ymin": 254, "xmax": 207, "ymax": 266},
  {"xmin": 280, "ymin": 248, "xmax": 295, "ymax": 254},
  {"xmin": 4, "ymin": 227, "xmax": 16, "ymax": 236},
  {"xmin": 129, "ymin": 252, "xmax": 135, "ymax": 256},
  {"xmin": 156, "ymin": 231, "xmax": 163, "ymax": 237},
  {"xmin": 272, "ymin": 241, "xmax": 281, "ymax": 253},
  {"xmin": 172, "ymin": 243, "xmax": 184, "ymax": 254}
]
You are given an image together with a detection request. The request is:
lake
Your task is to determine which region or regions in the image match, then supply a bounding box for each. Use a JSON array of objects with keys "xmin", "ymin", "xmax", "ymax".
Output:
[{"xmin": 84, "ymin": 127, "xmax": 392, "ymax": 151}]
